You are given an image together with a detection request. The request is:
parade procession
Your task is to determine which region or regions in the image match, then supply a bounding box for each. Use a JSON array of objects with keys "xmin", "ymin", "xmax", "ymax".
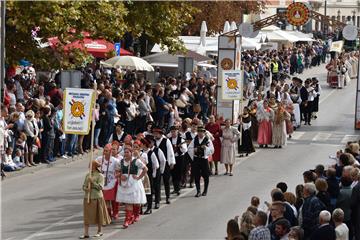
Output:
[{"xmin": 1, "ymin": 1, "xmax": 360, "ymax": 240}]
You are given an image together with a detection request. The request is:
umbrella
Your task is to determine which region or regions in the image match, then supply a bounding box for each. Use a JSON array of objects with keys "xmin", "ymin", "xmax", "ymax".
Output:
[
  {"xmin": 48, "ymin": 37, "xmax": 133, "ymax": 58},
  {"xmin": 101, "ymin": 56, "xmax": 154, "ymax": 71}
]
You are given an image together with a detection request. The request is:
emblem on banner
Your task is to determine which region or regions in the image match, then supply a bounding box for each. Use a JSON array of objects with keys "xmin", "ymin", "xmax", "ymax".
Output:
[
  {"xmin": 70, "ymin": 100, "xmax": 86, "ymax": 119},
  {"xmin": 221, "ymin": 58, "xmax": 233, "ymax": 70},
  {"xmin": 286, "ymin": 2, "xmax": 310, "ymax": 27}
]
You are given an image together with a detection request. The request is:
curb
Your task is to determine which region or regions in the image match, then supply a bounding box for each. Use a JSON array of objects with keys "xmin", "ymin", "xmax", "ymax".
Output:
[{"xmin": 2, "ymin": 149, "xmax": 101, "ymax": 180}]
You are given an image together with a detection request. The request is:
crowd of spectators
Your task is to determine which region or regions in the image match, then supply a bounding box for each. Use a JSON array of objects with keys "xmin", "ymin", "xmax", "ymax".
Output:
[
  {"xmin": 0, "ymin": 40, "xmax": 347, "ymax": 179},
  {"xmin": 226, "ymin": 141, "xmax": 360, "ymax": 240}
]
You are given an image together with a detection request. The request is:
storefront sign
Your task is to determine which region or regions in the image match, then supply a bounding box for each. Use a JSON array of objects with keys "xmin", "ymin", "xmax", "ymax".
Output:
[{"xmin": 63, "ymin": 88, "xmax": 95, "ymax": 135}]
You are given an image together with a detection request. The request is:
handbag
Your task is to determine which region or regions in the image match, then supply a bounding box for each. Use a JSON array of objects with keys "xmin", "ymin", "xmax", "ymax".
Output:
[
  {"xmin": 31, "ymin": 144, "xmax": 38, "ymax": 154},
  {"xmin": 175, "ymin": 99, "xmax": 186, "ymax": 108},
  {"xmin": 193, "ymin": 104, "xmax": 201, "ymax": 113}
]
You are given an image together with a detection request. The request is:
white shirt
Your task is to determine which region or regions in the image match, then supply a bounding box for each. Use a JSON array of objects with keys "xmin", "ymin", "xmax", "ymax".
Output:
[
  {"xmin": 335, "ymin": 223, "xmax": 349, "ymax": 240},
  {"xmin": 155, "ymin": 136, "xmax": 176, "ymax": 166},
  {"xmin": 188, "ymin": 135, "xmax": 214, "ymax": 160},
  {"xmin": 151, "ymin": 146, "xmax": 166, "ymax": 174},
  {"xmin": 144, "ymin": 149, "xmax": 160, "ymax": 178},
  {"xmin": 96, "ymin": 156, "xmax": 119, "ymax": 190},
  {"xmin": 170, "ymin": 136, "xmax": 188, "ymax": 157}
]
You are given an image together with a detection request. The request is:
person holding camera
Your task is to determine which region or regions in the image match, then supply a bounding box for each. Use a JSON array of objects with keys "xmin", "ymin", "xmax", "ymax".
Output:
[{"xmin": 188, "ymin": 126, "xmax": 214, "ymax": 197}]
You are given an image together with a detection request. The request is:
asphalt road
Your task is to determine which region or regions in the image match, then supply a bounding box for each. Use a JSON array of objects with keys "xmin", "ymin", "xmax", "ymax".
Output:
[{"xmin": 2, "ymin": 65, "xmax": 359, "ymax": 240}]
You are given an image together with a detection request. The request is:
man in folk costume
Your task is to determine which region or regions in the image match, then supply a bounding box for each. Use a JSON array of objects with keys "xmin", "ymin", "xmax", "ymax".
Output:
[
  {"xmin": 169, "ymin": 126, "xmax": 187, "ymax": 196},
  {"xmin": 141, "ymin": 135, "xmax": 160, "ymax": 214},
  {"xmin": 96, "ymin": 144, "xmax": 120, "ymax": 221},
  {"xmin": 152, "ymin": 127, "xmax": 176, "ymax": 204},
  {"xmin": 183, "ymin": 121, "xmax": 198, "ymax": 188},
  {"xmin": 109, "ymin": 121, "xmax": 126, "ymax": 143},
  {"xmin": 188, "ymin": 126, "xmax": 214, "ymax": 197},
  {"xmin": 145, "ymin": 134, "xmax": 165, "ymax": 209}
]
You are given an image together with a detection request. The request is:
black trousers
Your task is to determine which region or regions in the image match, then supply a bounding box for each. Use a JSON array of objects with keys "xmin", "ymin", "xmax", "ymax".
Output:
[
  {"xmin": 172, "ymin": 155, "xmax": 183, "ymax": 192},
  {"xmin": 193, "ymin": 157, "xmax": 209, "ymax": 193},
  {"xmin": 162, "ymin": 163, "xmax": 171, "ymax": 200},
  {"xmin": 304, "ymin": 101, "xmax": 314, "ymax": 124},
  {"xmin": 153, "ymin": 169, "xmax": 161, "ymax": 204},
  {"xmin": 146, "ymin": 171, "xmax": 154, "ymax": 210}
]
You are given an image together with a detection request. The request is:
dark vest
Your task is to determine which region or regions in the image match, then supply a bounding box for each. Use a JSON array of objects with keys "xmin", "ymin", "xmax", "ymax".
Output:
[
  {"xmin": 147, "ymin": 149, "xmax": 154, "ymax": 175},
  {"xmin": 120, "ymin": 159, "xmax": 138, "ymax": 175},
  {"xmin": 113, "ymin": 131, "xmax": 126, "ymax": 143},
  {"xmin": 171, "ymin": 135, "xmax": 183, "ymax": 156},
  {"xmin": 194, "ymin": 136, "xmax": 209, "ymax": 158},
  {"xmin": 157, "ymin": 138, "xmax": 168, "ymax": 161},
  {"xmin": 185, "ymin": 131, "xmax": 194, "ymax": 141}
]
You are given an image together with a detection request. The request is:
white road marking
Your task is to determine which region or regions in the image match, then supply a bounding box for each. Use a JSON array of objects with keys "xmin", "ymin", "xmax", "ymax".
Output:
[
  {"xmin": 291, "ymin": 131, "xmax": 305, "ymax": 140},
  {"xmin": 23, "ymin": 213, "xmax": 82, "ymax": 240},
  {"xmin": 31, "ymin": 229, "xmax": 74, "ymax": 237},
  {"xmin": 319, "ymin": 89, "xmax": 336, "ymax": 104},
  {"xmin": 341, "ymin": 135, "xmax": 359, "ymax": 144},
  {"xmin": 312, "ymin": 133, "xmax": 332, "ymax": 142},
  {"xmin": 310, "ymin": 142, "xmax": 343, "ymax": 147}
]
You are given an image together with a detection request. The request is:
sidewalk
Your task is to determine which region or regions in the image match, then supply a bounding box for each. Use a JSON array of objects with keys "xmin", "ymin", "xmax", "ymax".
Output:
[{"xmin": 2, "ymin": 149, "xmax": 101, "ymax": 180}]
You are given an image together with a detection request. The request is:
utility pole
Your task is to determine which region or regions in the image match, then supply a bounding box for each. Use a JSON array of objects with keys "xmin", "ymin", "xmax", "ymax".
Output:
[
  {"xmin": 0, "ymin": 0, "xmax": 6, "ymax": 102},
  {"xmin": 324, "ymin": 0, "xmax": 327, "ymax": 37}
]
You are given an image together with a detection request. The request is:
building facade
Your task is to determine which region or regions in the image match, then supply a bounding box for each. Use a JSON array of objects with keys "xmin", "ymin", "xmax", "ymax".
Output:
[{"xmin": 262, "ymin": 0, "xmax": 360, "ymax": 32}]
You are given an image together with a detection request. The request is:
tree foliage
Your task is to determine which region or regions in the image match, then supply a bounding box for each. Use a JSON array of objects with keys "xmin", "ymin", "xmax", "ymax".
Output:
[
  {"xmin": 5, "ymin": 1, "xmax": 197, "ymax": 70},
  {"xmin": 184, "ymin": 1, "xmax": 266, "ymax": 36}
]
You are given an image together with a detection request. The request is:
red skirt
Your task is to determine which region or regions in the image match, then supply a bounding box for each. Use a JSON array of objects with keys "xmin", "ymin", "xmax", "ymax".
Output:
[
  {"xmin": 212, "ymin": 138, "xmax": 221, "ymax": 162},
  {"xmin": 257, "ymin": 120, "xmax": 272, "ymax": 145},
  {"xmin": 103, "ymin": 181, "xmax": 118, "ymax": 201}
]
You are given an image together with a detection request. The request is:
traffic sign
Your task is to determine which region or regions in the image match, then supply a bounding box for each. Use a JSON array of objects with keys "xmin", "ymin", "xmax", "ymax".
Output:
[{"xmin": 114, "ymin": 42, "xmax": 121, "ymax": 56}]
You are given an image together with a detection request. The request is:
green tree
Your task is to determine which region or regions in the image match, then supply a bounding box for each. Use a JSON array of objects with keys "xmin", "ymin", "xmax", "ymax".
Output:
[{"xmin": 5, "ymin": 1, "xmax": 197, "ymax": 70}]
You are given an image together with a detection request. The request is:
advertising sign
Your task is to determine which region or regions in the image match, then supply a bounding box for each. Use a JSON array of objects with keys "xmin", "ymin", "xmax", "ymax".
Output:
[{"xmin": 63, "ymin": 88, "xmax": 95, "ymax": 135}]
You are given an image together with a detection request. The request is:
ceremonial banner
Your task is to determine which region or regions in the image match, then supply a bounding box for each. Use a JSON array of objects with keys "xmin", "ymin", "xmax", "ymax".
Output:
[
  {"xmin": 330, "ymin": 41, "xmax": 344, "ymax": 53},
  {"xmin": 222, "ymin": 70, "xmax": 242, "ymax": 100},
  {"xmin": 63, "ymin": 88, "xmax": 95, "ymax": 135}
]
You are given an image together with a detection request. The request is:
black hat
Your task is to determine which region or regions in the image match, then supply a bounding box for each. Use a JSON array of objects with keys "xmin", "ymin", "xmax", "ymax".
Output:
[
  {"xmin": 146, "ymin": 121, "xmax": 154, "ymax": 127},
  {"xmin": 145, "ymin": 134, "xmax": 155, "ymax": 143},
  {"xmin": 152, "ymin": 127, "xmax": 164, "ymax": 134},
  {"xmin": 115, "ymin": 121, "xmax": 125, "ymax": 128},
  {"xmin": 169, "ymin": 126, "xmax": 178, "ymax": 131}
]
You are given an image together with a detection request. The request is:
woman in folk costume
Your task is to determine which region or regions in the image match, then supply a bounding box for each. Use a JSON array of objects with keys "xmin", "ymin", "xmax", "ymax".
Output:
[
  {"xmin": 80, "ymin": 160, "xmax": 111, "ymax": 239},
  {"xmin": 272, "ymin": 101, "xmax": 291, "ymax": 148},
  {"xmin": 205, "ymin": 115, "xmax": 222, "ymax": 175},
  {"xmin": 238, "ymin": 107, "xmax": 255, "ymax": 157},
  {"xmin": 133, "ymin": 140, "xmax": 149, "ymax": 214},
  {"xmin": 248, "ymin": 100, "xmax": 259, "ymax": 142},
  {"xmin": 256, "ymin": 100, "xmax": 274, "ymax": 148},
  {"xmin": 116, "ymin": 146, "xmax": 148, "ymax": 228},
  {"xmin": 221, "ymin": 119, "xmax": 241, "ymax": 176},
  {"xmin": 282, "ymin": 99, "xmax": 294, "ymax": 139},
  {"xmin": 96, "ymin": 144, "xmax": 120, "ymax": 221}
]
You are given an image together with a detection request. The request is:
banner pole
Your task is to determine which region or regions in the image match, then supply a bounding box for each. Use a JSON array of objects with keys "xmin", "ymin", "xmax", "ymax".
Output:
[{"xmin": 87, "ymin": 83, "xmax": 97, "ymax": 203}]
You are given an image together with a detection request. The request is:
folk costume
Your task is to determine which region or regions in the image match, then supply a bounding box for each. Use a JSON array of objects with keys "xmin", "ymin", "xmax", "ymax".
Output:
[
  {"xmin": 149, "ymin": 143, "xmax": 166, "ymax": 209},
  {"xmin": 154, "ymin": 129, "xmax": 176, "ymax": 204},
  {"xmin": 169, "ymin": 127, "xmax": 187, "ymax": 195},
  {"xmin": 141, "ymin": 136, "xmax": 160, "ymax": 214},
  {"xmin": 184, "ymin": 129, "xmax": 197, "ymax": 187},
  {"xmin": 116, "ymin": 154, "xmax": 147, "ymax": 228},
  {"xmin": 221, "ymin": 126, "xmax": 241, "ymax": 165},
  {"xmin": 96, "ymin": 145, "xmax": 120, "ymax": 220},
  {"xmin": 205, "ymin": 120, "xmax": 222, "ymax": 175},
  {"xmin": 81, "ymin": 161, "xmax": 111, "ymax": 239},
  {"xmin": 238, "ymin": 113, "xmax": 255, "ymax": 156},
  {"xmin": 256, "ymin": 102, "xmax": 274, "ymax": 147},
  {"xmin": 272, "ymin": 105, "xmax": 290, "ymax": 148},
  {"xmin": 188, "ymin": 126, "xmax": 214, "ymax": 197}
]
